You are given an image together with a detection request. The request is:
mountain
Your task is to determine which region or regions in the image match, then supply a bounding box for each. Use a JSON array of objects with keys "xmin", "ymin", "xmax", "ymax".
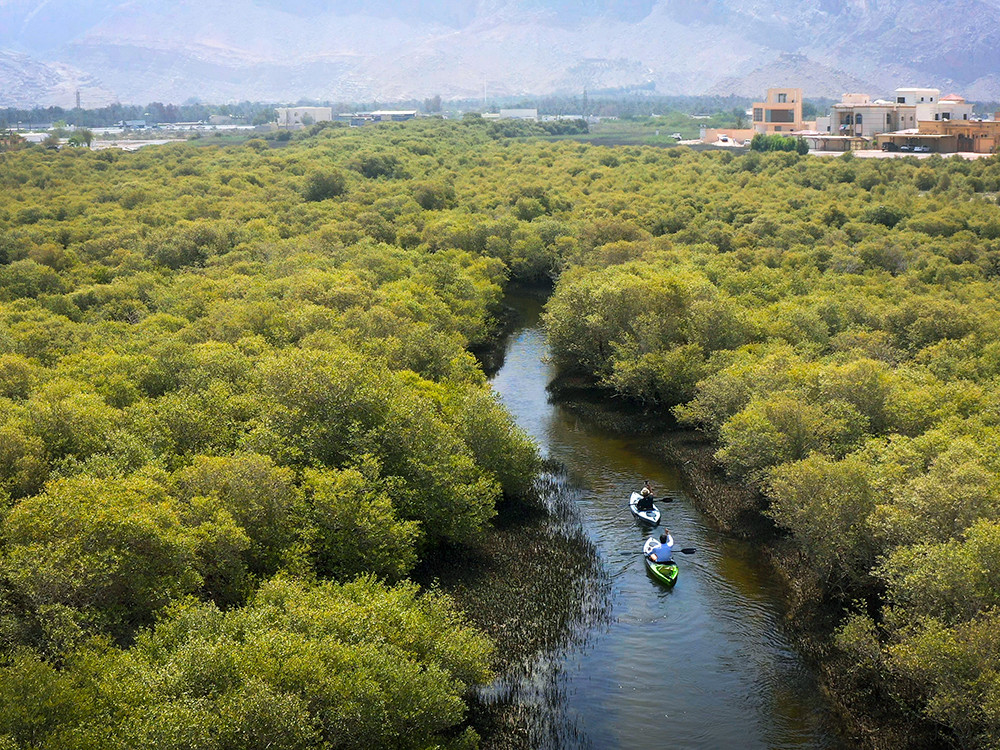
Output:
[{"xmin": 1, "ymin": 0, "xmax": 999, "ymax": 107}]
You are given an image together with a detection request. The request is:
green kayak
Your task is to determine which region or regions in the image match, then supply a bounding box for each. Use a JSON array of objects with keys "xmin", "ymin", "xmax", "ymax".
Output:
[
  {"xmin": 645, "ymin": 556, "xmax": 679, "ymax": 587},
  {"xmin": 643, "ymin": 537, "xmax": 678, "ymax": 587}
]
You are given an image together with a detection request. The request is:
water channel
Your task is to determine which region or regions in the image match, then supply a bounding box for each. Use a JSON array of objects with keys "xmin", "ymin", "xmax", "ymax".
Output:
[{"xmin": 482, "ymin": 294, "xmax": 842, "ymax": 749}]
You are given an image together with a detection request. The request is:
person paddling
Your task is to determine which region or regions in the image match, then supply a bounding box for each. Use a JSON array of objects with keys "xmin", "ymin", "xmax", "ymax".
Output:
[
  {"xmin": 636, "ymin": 481, "xmax": 655, "ymax": 512},
  {"xmin": 647, "ymin": 529, "xmax": 674, "ymax": 563}
]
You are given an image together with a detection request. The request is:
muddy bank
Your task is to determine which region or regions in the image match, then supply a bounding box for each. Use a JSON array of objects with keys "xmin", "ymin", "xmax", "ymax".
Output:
[{"xmin": 414, "ymin": 471, "xmax": 610, "ymax": 750}]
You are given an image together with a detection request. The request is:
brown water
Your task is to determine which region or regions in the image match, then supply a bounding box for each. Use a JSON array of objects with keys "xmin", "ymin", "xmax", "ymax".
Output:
[{"xmin": 483, "ymin": 294, "xmax": 842, "ymax": 749}]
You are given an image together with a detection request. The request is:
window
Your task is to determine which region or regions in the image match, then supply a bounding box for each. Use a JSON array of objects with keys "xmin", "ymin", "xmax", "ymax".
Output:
[
  {"xmin": 753, "ymin": 108, "xmax": 763, "ymax": 121},
  {"xmin": 855, "ymin": 114, "xmax": 863, "ymax": 124},
  {"xmin": 765, "ymin": 109, "xmax": 795, "ymax": 123},
  {"xmin": 887, "ymin": 114, "xmax": 892, "ymax": 125},
  {"xmin": 777, "ymin": 93, "xmax": 787, "ymax": 103},
  {"xmin": 897, "ymin": 97, "xmax": 906, "ymax": 103}
]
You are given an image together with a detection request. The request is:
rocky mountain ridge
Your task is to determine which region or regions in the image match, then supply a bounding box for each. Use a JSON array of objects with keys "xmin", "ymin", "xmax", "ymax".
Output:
[{"xmin": 1, "ymin": 0, "xmax": 998, "ymax": 107}]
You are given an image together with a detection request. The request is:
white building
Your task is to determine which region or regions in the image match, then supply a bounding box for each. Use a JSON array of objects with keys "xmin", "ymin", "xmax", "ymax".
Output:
[
  {"xmin": 276, "ymin": 107, "xmax": 333, "ymax": 128},
  {"xmin": 933, "ymin": 93, "xmax": 976, "ymax": 122},
  {"xmin": 499, "ymin": 109, "xmax": 538, "ymax": 121},
  {"xmin": 894, "ymin": 88, "xmax": 974, "ymax": 123}
]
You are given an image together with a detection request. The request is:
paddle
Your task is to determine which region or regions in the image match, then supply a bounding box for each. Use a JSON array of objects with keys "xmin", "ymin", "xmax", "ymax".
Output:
[
  {"xmin": 647, "ymin": 547, "xmax": 695, "ymax": 569},
  {"xmin": 627, "ymin": 496, "xmax": 673, "ymax": 508},
  {"xmin": 650, "ymin": 548, "xmax": 695, "ymax": 561}
]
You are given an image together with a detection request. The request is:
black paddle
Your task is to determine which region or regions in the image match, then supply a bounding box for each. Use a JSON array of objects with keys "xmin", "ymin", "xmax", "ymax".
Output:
[
  {"xmin": 648, "ymin": 548, "xmax": 696, "ymax": 561},
  {"xmin": 628, "ymin": 496, "xmax": 673, "ymax": 509}
]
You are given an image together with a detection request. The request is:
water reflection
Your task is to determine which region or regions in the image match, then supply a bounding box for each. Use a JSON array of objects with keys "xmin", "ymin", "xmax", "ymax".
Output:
[{"xmin": 475, "ymin": 294, "xmax": 841, "ymax": 749}]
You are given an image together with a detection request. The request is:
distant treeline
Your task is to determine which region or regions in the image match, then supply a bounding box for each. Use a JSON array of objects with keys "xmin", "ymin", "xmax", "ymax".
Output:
[
  {"xmin": 0, "ymin": 101, "xmax": 277, "ymax": 128},
  {"xmin": 4, "ymin": 93, "xmax": 994, "ymax": 132},
  {"xmin": 3, "ymin": 94, "xmax": 829, "ymax": 129}
]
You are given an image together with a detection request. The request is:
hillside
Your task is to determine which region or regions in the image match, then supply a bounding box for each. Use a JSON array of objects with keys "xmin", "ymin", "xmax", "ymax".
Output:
[{"xmin": 1, "ymin": 1, "xmax": 998, "ymax": 114}]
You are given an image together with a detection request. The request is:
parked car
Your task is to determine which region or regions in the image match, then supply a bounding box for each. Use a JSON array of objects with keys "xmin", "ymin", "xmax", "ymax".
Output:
[
  {"xmin": 898, "ymin": 144, "xmax": 913, "ymax": 152},
  {"xmin": 670, "ymin": 133, "xmax": 682, "ymax": 140},
  {"xmin": 718, "ymin": 135, "xmax": 729, "ymax": 143},
  {"xmin": 912, "ymin": 145, "xmax": 931, "ymax": 153},
  {"xmin": 882, "ymin": 142, "xmax": 899, "ymax": 152}
]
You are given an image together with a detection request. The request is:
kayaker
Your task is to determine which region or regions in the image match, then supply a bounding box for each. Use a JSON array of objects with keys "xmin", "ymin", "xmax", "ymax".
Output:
[
  {"xmin": 636, "ymin": 483, "xmax": 655, "ymax": 512},
  {"xmin": 647, "ymin": 530, "xmax": 674, "ymax": 563}
]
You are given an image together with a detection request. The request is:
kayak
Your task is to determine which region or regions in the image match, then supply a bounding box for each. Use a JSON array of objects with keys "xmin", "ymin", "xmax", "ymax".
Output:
[
  {"xmin": 629, "ymin": 491, "xmax": 661, "ymax": 526},
  {"xmin": 643, "ymin": 537, "xmax": 678, "ymax": 587}
]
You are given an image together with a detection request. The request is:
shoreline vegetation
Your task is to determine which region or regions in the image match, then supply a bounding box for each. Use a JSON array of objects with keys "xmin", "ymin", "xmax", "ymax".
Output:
[
  {"xmin": 543, "ymin": 379, "xmax": 937, "ymax": 748},
  {"xmin": 1, "ymin": 114, "xmax": 999, "ymax": 747},
  {"xmin": 537, "ymin": 139, "xmax": 1000, "ymax": 746},
  {"xmin": 651, "ymin": 424, "xmax": 942, "ymax": 748}
]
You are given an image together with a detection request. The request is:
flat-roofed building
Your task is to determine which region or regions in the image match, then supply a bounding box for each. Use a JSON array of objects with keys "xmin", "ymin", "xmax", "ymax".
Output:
[
  {"xmin": 917, "ymin": 118, "xmax": 1000, "ymax": 153},
  {"xmin": 499, "ymin": 108, "xmax": 538, "ymax": 121},
  {"xmin": 934, "ymin": 93, "xmax": 975, "ymax": 122},
  {"xmin": 276, "ymin": 107, "xmax": 333, "ymax": 128},
  {"xmin": 874, "ymin": 129, "xmax": 958, "ymax": 153},
  {"xmin": 894, "ymin": 87, "xmax": 939, "ymax": 106},
  {"xmin": 752, "ymin": 88, "xmax": 806, "ymax": 133},
  {"xmin": 370, "ymin": 110, "xmax": 417, "ymax": 122},
  {"xmin": 893, "ymin": 88, "xmax": 973, "ymax": 123},
  {"xmin": 823, "ymin": 88, "xmax": 976, "ymax": 140},
  {"xmin": 801, "ymin": 134, "xmax": 870, "ymax": 152},
  {"xmin": 830, "ymin": 94, "xmax": 910, "ymax": 138}
]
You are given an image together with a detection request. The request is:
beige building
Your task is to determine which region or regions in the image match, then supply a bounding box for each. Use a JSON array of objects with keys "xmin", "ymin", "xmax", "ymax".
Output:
[
  {"xmin": 822, "ymin": 88, "xmax": 976, "ymax": 140},
  {"xmin": 828, "ymin": 94, "xmax": 908, "ymax": 138},
  {"xmin": 876, "ymin": 117, "xmax": 1000, "ymax": 154},
  {"xmin": 276, "ymin": 107, "xmax": 333, "ymax": 129},
  {"xmin": 752, "ymin": 88, "xmax": 808, "ymax": 133}
]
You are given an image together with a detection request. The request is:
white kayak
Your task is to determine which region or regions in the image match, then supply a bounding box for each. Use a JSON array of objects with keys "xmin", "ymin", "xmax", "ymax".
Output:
[{"xmin": 629, "ymin": 491, "xmax": 661, "ymax": 526}]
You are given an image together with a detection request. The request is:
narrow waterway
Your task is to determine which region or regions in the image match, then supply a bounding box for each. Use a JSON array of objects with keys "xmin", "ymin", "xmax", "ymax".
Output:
[{"xmin": 485, "ymin": 294, "xmax": 841, "ymax": 749}]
